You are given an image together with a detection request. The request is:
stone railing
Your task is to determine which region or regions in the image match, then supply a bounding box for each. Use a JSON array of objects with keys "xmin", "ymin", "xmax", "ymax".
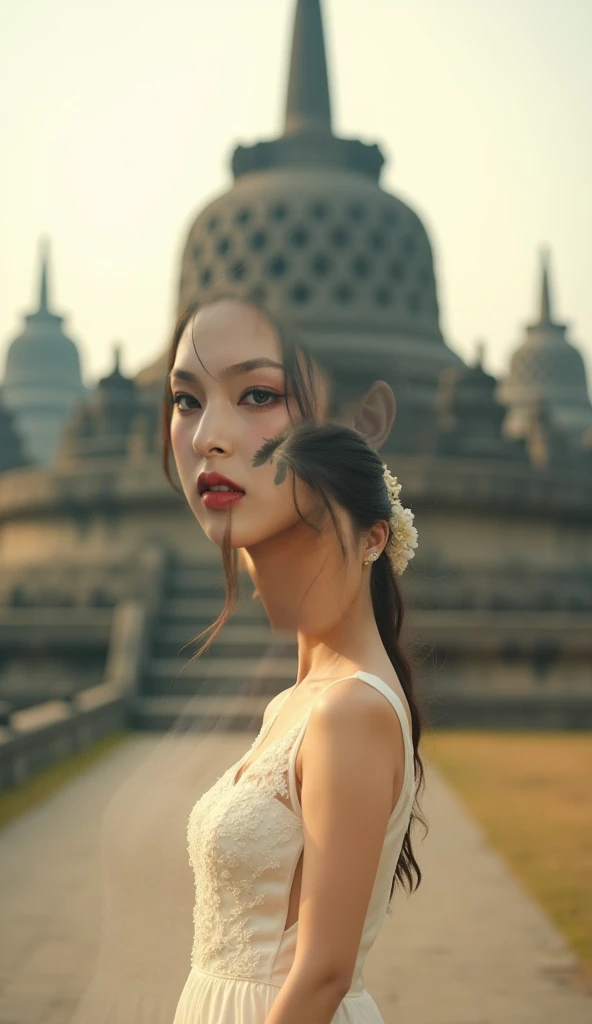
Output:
[
  {"xmin": 0, "ymin": 684, "xmax": 126, "ymax": 790},
  {"xmin": 0, "ymin": 544, "xmax": 168, "ymax": 792},
  {"xmin": 103, "ymin": 544, "xmax": 168, "ymax": 708}
]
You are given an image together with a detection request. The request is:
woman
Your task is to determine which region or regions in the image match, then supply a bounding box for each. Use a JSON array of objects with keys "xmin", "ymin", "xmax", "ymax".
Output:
[{"xmin": 165, "ymin": 296, "xmax": 426, "ymax": 1024}]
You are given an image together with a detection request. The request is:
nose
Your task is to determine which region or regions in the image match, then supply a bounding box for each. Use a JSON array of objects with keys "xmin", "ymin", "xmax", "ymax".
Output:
[{"xmin": 191, "ymin": 401, "xmax": 233, "ymax": 459}]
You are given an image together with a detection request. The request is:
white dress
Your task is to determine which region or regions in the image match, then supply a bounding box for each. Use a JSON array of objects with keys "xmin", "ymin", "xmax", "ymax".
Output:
[{"xmin": 173, "ymin": 670, "xmax": 417, "ymax": 1023}]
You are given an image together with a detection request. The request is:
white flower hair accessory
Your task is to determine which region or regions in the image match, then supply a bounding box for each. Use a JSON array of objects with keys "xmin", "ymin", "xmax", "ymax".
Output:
[{"xmin": 382, "ymin": 463, "xmax": 418, "ymax": 575}]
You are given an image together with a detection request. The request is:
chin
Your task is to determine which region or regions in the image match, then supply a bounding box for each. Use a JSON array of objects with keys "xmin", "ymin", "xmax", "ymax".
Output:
[
  {"xmin": 191, "ymin": 494, "xmax": 299, "ymax": 552},
  {"xmin": 194, "ymin": 510, "xmax": 265, "ymax": 551}
]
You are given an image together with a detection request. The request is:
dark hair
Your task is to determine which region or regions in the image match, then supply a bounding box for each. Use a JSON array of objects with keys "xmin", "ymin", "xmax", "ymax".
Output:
[
  {"xmin": 162, "ymin": 299, "xmax": 427, "ymax": 902},
  {"xmin": 253, "ymin": 421, "xmax": 427, "ymax": 903}
]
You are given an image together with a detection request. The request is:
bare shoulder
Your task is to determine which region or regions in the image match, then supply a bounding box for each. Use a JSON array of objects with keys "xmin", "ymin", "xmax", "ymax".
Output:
[
  {"xmin": 296, "ymin": 676, "xmax": 409, "ymax": 828},
  {"xmin": 302, "ymin": 675, "xmax": 406, "ymax": 764}
]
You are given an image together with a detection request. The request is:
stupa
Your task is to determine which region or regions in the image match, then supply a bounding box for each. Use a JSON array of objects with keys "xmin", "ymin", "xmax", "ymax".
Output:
[
  {"xmin": 3, "ymin": 241, "xmax": 86, "ymax": 465},
  {"xmin": 498, "ymin": 249, "xmax": 592, "ymax": 442}
]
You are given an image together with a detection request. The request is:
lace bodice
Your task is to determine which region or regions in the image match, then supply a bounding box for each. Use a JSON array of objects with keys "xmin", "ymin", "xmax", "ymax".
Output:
[{"xmin": 186, "ymin": 671, "xmax": 417, "ymax": 992}]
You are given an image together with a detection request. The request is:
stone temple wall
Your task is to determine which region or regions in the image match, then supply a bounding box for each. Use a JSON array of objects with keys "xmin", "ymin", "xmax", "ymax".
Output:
[{"xmin": 0, "ymin": 442, "xmax": 590, "ymax": 726}]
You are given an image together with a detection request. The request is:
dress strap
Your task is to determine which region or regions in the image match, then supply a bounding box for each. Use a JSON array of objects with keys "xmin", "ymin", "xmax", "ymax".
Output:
[
  {"xmin": 287, "ymin": 670, "xmax": 415, "ymax": 819},
  {"xmin": 354, "ymin": 671, "xmax": 414, "ymax": 769}
]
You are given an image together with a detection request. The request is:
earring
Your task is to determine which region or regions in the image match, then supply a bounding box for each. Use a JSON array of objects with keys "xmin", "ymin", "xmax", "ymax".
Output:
[{"xmin": 363, "ymin": 550, "xmax": 379, "ymax": 566}]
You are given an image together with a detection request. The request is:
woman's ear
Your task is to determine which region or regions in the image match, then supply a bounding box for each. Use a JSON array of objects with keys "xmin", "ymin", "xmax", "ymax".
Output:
[
  {"xmin": 353, "ymin": 381, "xmax": 396, "ymax": 451},
  {"xmin": 362, "ymin": 524, "xmax": 389, "ymax": 565},
  {"xmin": 367, "ymin": 520, "xmax": 390, "ymax": 559}
]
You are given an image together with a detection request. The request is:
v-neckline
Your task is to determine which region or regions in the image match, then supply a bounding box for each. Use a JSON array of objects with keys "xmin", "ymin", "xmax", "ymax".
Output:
[
  {"xmin": 230, "ymin": 693, "xmax": 307, "ymax": 789},
  {"xmin": 229, "ymin": 672, "xmax": 361, "ymax": 790}
]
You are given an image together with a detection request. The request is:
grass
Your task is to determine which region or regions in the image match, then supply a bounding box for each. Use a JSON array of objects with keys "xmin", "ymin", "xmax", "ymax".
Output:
[
  {"xmin": 426, "ymin": 729, "xmax": 592, "ymax": 979},
  {"xmin": 0, "ymin": 729, "xmax": 130, "ymax": 832}
]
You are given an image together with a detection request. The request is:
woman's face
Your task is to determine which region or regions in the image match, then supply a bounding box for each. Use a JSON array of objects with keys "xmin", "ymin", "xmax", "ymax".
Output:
[{"xmin": 169, "ymin": 299, "xmax": 328, "ymax": 549}]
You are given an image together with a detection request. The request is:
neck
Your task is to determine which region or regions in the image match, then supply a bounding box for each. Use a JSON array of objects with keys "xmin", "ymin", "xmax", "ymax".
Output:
[
  {"xmin": 293, "ymin": 587, "xmax": 385, "ymax": 687},
  {"xmin": 242, "ymin": 524, "xmax": 386, "ymax": 688}
]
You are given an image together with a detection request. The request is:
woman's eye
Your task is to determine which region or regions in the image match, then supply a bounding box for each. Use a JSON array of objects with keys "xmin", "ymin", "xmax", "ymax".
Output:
[
  {"xmin": 241, "ymin": 388, "xmax": 285, "ymax": 408},
  {"xmin": 172, "ymin": 392, "xmax": 200, "ymax": 412}
]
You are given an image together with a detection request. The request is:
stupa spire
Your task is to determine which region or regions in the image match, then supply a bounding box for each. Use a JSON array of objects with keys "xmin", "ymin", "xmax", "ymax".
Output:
[
  {"xmin": 538, "ymin": 246, "xmax": 553, "ymax": 326},
  {"xmin": 99, "ymin": 341, "xmax": 133, "ymax": 393},
  {"xmin": 284, "ymin": 0, "xmax": 332, "ymax": 136},
  {"xmin": 38, "ymin": 237, "xmax": 51, "ymax": 314},
  {"xmin": 474, "ymin": 339, "xmax": 486, "ymax": 368},
  {"xmin": 232, "ymin": 0, "xmax": 384, "ymax": 181},
  {"xmin": 24, "ymin": 237, "xmax": 63, "ymax": 328}
]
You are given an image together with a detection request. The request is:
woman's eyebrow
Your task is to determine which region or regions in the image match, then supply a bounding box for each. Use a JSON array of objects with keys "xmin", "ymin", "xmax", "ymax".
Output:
[
  {"xmin": 170, "ymin": 368, "xmax": 198, "ymax": 383},
  {"xmin": 169, "ymin": 358, "xmax": 283, "ymax": 384},
  {"xmin": 219, "ymin": 357, "xmax": 284, "ymax": 380}
]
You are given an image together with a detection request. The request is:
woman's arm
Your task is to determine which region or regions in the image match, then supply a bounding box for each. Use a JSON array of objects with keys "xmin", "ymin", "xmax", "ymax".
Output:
[
  {"xmin": 263, "ymin": 969, "xmax": 349, "ymax": 1024},
  {"xmin": 264, "ymin": 678, "xmax": 404, "ymax": 1024}
]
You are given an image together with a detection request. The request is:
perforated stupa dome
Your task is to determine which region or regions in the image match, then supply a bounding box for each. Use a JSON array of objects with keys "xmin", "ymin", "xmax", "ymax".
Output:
[
  {"xmin": 498, "ymin": 251, "xmax": 592, "ymax": 441},
  {"xmin": 170, "ymin": 0, "xmax": 463, "ymax": 405}
]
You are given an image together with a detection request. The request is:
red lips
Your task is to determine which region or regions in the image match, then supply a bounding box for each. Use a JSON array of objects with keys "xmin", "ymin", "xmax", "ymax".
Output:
[
  {"xmin": 197, "ymin": 471, "xmax": 245, "ymax": 511},
  {"xmin": 197, "ymin": 471, "xmax": 244, "ymax": 495}
]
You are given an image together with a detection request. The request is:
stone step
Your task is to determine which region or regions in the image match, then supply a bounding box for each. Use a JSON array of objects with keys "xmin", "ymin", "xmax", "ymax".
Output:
[
  {"xmin": 164, "ymin": 569, "xmax": 259, "ymax": 602},
  {"xmin": 163, "ymin": 582, "xmax": 226, "ymax": 601},
  {"xmin": 156, "ymin": 622, "xmax": 264, "ymax": 644},
  {"xmin": 152, "ymin": 641, "xmax": 289, "ymax": 661},
  {"xmin": 141, "ymin": 670, "xmax": 286, "ymax": 696},
  {"xmin": 147, "ymin": 656, "xmax": 296, "ymax": 683},
  {"xmin": 157, "ymin": 623, "xmax": 280, "ymax": 644},
  {"xmin": 131, "ymin": 693, "xmax": 276, "ymax": 731},
  {"xmin": 167, "ymin": 566, "xmax": 226, "ymax": 589},
  {"xmin": 160, "ymin": 598, "xmax": 265, "ymax": 623},
  {"xmin": 163, "ymin": 589, "xmax": 223, "ymax": 604}
]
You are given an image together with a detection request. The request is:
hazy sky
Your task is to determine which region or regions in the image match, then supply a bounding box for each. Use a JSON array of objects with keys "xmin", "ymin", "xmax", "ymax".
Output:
[{"xmin": 1, "ymin": 0, "xmax": 591, "ymax": 389}]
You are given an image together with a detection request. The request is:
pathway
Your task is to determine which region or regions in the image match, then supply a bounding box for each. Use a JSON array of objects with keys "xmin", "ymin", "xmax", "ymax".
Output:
[{"xmin": 0, "ymin": 732, "xmax": 590, "ymax": 1023}]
